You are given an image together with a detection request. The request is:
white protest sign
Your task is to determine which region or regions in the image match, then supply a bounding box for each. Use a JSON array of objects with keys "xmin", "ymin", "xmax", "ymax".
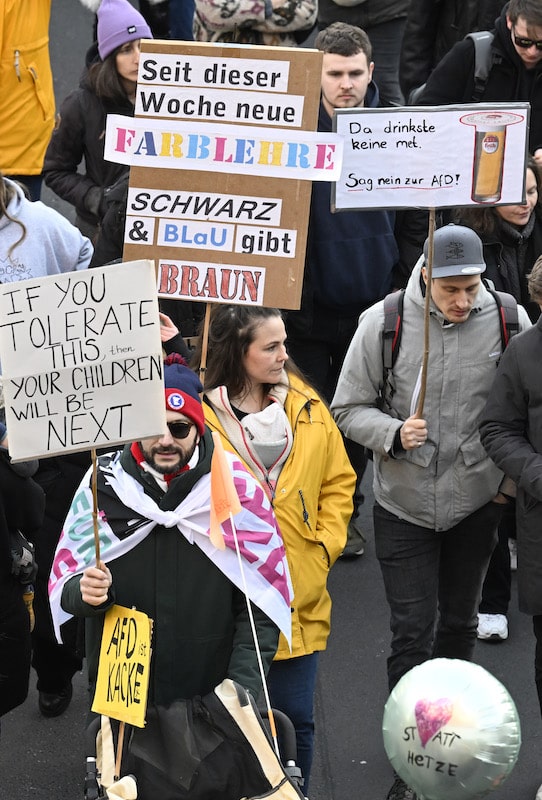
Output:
[
  {"xmin": 0, "ymin": 260, "xmax": 167, "ymax": 461},
  {"xmin": 332, "ymin": 104, "xmax": 529, "ymax": 211}
]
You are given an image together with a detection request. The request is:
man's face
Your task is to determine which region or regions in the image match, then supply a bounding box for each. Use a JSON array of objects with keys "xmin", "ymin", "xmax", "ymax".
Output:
[
  {"xmin": 320, "ymin": 51, "xmax": 374, "ymax": 118},
  {"xmin": 140, "ymin": 411, "xmax": 199, "ymax": 474},
  {"xmin": 422, "ymin": 269, "xmax": 482, "ymax": 324},
  {"xmin": 507, "ymin": 14, "xmax": 542, "ymax": 69}
]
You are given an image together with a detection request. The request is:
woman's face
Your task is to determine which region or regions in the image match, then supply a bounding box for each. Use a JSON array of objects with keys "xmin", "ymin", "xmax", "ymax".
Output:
[
  {"xmin": 496, "ymin": 167, "xmax": 538, "ymax": 227},
  {"xmin": 243, "ymin": 317, "xmax": 288, "ymax": 388},
  {"xmin": 115, "ymin": 39, "xmax": 141, "ymax": 88}
]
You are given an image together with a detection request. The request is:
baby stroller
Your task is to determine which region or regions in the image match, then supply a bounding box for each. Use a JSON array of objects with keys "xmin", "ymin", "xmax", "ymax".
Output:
[{"xmin": 83, "ymin": 678, "xmax": 305, "ymax": 800}]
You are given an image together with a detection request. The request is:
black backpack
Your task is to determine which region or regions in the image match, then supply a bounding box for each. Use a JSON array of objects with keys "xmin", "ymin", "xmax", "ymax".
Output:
[{"xmin": 408, "ymin": 31, "xmax": 495, "ymax": 105}]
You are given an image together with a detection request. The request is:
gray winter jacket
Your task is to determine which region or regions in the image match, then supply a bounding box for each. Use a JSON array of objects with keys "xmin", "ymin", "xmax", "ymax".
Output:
[{"xmin": 331, "ymin": 258, "xmax": 531, "ymax": 531}]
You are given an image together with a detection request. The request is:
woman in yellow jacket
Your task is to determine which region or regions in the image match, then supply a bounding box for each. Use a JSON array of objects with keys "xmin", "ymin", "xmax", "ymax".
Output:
[
  {"xmin": 0, "ymin": 0, "xmax": 55, "ymax": 199},
  {"xmin": 190, "ymin": 304, "xmax": 356, "ymax": 793}
]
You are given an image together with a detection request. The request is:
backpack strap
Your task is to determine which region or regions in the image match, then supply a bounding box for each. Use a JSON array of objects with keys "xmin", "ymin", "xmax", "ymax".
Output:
[
  {"xmin": 379, "ymin": 285, "xmax": 518, "ymax": 406},
  {"xmin": 484, "ymin": 286, "xmax": 520, "ymax": 350},
  {"xmin": 465, "ymin": 31, "xmax": 496, "ymax": 102},
  {"xmin": 382, "ymin": 290, "xmax": 405, "ymax": 371},
  {"xmin": 377, "ymin": 290, "xmax": 405, "ymax": 410}
]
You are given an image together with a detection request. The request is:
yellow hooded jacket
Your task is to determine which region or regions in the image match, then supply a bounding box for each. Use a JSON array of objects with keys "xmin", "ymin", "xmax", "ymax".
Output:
[
  {"xmin": 0, "ymin": 1, "xmax": 55, "ymax": 175},
  {"xmin": 204, "ymin": 373, "xmax": 356, "ymax": 660}
]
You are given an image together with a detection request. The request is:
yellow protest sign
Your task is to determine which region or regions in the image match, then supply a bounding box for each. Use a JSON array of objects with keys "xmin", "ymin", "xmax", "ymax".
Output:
[{"xmin": 92, "ymin": 604, "xmax": 153, "ymax": 728}]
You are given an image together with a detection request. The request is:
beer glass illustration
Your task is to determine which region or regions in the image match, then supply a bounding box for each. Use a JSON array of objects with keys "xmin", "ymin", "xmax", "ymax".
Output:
[{"xmin": 460, "ymin": 111, "xmax": 523, "ymax": 203}]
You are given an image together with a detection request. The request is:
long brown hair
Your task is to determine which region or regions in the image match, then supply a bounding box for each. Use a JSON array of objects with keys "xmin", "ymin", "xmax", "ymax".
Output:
[
  {"xmin": 191, "ymin": 305, "xmax": 305, "ymax": 398},
  {"xmin": 458, "ymin": 156, "xmax": 542, "ymax": 236},
  {"xmin": 87, "ymin": 48, "xmax": 132, "ymax": 104},
  {"xmin": 0, "ymin": 173, "xmax": 27, "ymax": 257}
]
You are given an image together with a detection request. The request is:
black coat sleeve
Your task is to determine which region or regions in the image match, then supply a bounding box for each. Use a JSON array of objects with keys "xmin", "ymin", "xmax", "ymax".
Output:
[
  {"xmin": 399, "ymin": 0, "xmax": 439, "ymax": 100},
  {"xmin": 417, "ymin": 39, "xmax": 477, "ymax": 106},
  {"xmin": 43, "ymin": 90, "xmax": 100, "ymax": 214},
  {"xmin": 480, "ymin": 339, "xmax": 542, "ymax": 502}
]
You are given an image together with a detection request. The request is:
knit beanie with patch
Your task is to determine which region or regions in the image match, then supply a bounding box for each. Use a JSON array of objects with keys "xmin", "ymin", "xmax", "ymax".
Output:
[
  {"xmin": 163, "ymin": 354, "xmax": 205, "ymax": 435},
  {"xmin": 97, "ymin": 0, "xmax": 152, "ymax": 60}
]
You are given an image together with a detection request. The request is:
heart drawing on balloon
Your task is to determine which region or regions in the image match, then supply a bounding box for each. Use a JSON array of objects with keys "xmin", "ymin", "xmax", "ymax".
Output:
[{"xmin": 414, "ymin": 698, "xmax": 454, "ymax": 747}]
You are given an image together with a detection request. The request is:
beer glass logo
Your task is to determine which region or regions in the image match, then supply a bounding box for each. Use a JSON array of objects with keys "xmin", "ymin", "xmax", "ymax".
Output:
[{"xmin": 460, "ymin": 111, "xmax": 524, "ymax": 204}]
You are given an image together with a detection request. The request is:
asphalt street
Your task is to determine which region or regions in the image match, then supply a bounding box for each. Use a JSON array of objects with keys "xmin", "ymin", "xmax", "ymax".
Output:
[{"xmin": 1, "ymin": 2, "xmax": 541, "ymax": 798}]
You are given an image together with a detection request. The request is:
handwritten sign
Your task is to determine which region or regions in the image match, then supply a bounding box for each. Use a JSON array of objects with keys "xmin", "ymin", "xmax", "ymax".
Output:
[
  {"xmin": 332, "ymin": 103, "xmax": 529, "ymax": 210},
  {"xmin": 92, "ymin": 604, "xmax": 153, "ymax": 728},
  {"xmin": 0, "ymin": 260, "xmax": 167, "ymax": 461},
  {"xmin": 119, "ymin": 42, "xmax": 325, "ymax": 309}
]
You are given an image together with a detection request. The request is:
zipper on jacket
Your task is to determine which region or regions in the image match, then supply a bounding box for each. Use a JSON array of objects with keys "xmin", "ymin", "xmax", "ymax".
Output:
[
  {"xmin": 298, "ymin": 489, "xmax": 312, "ymax": 531},
  {"xmin": 14, "ymin": 50, "xmax": 21, "ymax": 81}
]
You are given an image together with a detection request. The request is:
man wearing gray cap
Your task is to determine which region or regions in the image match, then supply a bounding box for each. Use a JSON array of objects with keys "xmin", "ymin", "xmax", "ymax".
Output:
[{"xmin": 332, "ymin": 224, "xmax": 531, "ymax": 800}]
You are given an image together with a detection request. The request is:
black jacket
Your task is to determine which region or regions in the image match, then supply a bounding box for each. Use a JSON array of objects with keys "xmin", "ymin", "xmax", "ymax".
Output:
[
  {"xmin": 62, "ymin": 433, "xmax": 279, "ymax": 705},
  {"xmin": 457, "ymin": 207, "xmax": 542, "ymax": 322},
  {"xmin": 43, "ymin": 45, "xmax": 131, "ymax": 227},
  {"xmin": 480, "ymin": 317, "xmax": 542, "ymax": 615},
  {"xmin": 286, "ymin": 87, "xmax": 399, "ymax": 334},
  {"xmin": 418, "ymin": 5, "xmax": 542, "ymax": 153},
  {"xmin": 0, "ymin": 449, "xmax": 45, "ymax": 715},
  {"xmin": 400, "ymin": 0, "xmax": 506, "ymax": 100}
]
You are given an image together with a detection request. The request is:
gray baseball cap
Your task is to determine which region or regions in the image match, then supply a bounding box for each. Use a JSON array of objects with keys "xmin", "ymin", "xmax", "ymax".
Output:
[{"xmin": 423, "ymin": 224, "xmax": 486, "ymax": 278}]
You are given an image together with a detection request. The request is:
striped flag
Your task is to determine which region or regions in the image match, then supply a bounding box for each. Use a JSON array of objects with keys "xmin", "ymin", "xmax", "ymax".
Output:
[{"xmin": 210, "ymin": 431, "xmax": 241, "ymax": 550}]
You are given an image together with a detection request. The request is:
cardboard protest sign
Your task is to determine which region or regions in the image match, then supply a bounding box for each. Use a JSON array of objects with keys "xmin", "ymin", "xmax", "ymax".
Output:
[
  {"xmin": 113, "ymin": 42, "xmax": 332, "ymax": 309},
  {"xmin": 92, "ymin": 604, "xmax": 153, "ymax": 728},
  {"xmin": 332, "ymin": 103, "xmax": 529, "ymax": 211},
  {"xmin": 0, "ymin": 260, "xmax": 166, "ymax": 461}
]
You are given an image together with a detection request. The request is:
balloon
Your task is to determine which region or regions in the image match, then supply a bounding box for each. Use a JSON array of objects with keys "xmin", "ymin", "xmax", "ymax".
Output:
[{"xmin": 382, "ymin": 658, "xmax": 521, "ymax": 800}]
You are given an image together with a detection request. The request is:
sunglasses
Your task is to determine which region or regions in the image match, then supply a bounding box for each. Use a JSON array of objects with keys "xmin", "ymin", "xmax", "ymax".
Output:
[
  {"xmin": 513, "ymin": 26, "xmax": 542, "ymax": 50},
  {"xmin": 166, "ymin": 421, "xmax": 194, "ymax": 439}
]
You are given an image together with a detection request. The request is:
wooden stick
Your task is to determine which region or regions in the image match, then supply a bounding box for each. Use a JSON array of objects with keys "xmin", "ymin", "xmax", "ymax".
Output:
[
  {"xmin": 198, "ymin": 303, "xmax": 212, "ymax": 382},
  {"xmin": 91, "ymin": 448, "xmax": 100, "ymax": 565},
  {"xmin": 228, "ymin": 510, "xmax": 281, "ymax": 759},
  {"xmin": 114, "ymin": 721, "xmax": 126, "ymax": 781},
  {"xmin": 415, "ymin": 208, "xmax": 436, "ymax": 418}
]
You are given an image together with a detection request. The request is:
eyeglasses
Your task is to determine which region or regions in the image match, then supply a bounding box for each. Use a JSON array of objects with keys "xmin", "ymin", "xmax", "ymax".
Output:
[
  {"xmin": 166, "ymin": 421, "xmax": 194, "ymax": 439},
  {"xmin": 513, "ymin": 26, "xmax": 542, "ymax": 50}
]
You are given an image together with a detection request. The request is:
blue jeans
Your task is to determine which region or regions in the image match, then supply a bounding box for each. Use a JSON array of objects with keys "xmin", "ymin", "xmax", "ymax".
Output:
[
  {"xmin": 267, "ymin": 652, "xmax": 319, "ymax": 793},
  {"xmin": 374, "ymin": 501, "xmax": 500, "ymax": 691},
  {"xmin": 169, "ymin": 0, "xmax": 195, "ymax": 39}
]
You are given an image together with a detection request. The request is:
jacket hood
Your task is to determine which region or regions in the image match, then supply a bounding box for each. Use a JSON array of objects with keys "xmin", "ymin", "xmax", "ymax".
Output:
[{"xmin": 494, "ymin": 5, "xmax": 542, "ymax": 73}]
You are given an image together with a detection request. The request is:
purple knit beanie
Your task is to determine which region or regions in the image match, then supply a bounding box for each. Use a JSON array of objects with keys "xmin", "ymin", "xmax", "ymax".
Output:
[{"xmin": 97, "ymin": 0, "xmax": 152, "ymax": 60}]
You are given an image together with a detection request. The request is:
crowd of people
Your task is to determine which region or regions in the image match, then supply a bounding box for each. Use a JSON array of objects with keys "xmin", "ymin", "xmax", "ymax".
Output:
[{"xmin": 3, "ymin": 1, "xmax": 542, "ymax": 799}]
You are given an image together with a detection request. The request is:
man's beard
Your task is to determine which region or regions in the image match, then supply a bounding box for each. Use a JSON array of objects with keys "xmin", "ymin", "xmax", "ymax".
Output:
[{"xmin": 144, "ymin": 439, "xmax": 198, "ymax": 474}]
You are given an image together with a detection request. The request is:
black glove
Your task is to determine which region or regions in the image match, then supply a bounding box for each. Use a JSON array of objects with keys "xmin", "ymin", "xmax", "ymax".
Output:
[
  {"xmin": 84, "ymin": 185, "xmax": 107, "ymax": 219},
  {"xmin": 10, "ymin": 529, "xmax": 38, "ymax": 585}
]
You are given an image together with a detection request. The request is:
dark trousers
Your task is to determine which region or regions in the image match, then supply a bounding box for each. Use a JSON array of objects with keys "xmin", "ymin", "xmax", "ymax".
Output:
[
  {"xmin": 374, "ymin": 501, "xmax": 500, "ymax": 691},
  {"xmin": 532, "ymin": 616, "xmax": 542, "ymax": 716},
  {"xmin": 479, "ymin": 503, "xmax": 514, "ymax": 614}
]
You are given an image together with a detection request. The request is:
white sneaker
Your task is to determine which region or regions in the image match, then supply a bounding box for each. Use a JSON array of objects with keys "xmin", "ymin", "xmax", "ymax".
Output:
[
  {"xmin": 477, "ymin": 613, "xmax": 508, "ymax": 641},
  {"xmin": 535, "ymin": 781, "xmax": 542, "ymax": 800}
]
